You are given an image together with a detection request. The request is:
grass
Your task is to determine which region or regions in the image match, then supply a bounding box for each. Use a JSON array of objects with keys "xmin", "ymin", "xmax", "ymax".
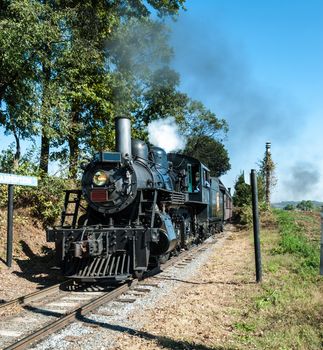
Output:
[{"xmin": 233, "ymin": 209, "xmax": 322, "ymax": 350}]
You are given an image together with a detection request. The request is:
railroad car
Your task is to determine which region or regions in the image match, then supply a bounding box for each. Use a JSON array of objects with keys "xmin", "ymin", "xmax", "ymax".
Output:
[{"xmin": 47, "ymin": 116, "xmax": 232, "ymax": 282}]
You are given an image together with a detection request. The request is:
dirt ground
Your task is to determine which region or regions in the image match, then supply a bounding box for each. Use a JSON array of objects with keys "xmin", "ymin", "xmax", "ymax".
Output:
[
  {"xmin": 0, "ymin": 209, "xmax": 60, "ymax": 302},
  {"xmin": 110, "ymin": 227, "xmax": 258, "ymax": 350}
]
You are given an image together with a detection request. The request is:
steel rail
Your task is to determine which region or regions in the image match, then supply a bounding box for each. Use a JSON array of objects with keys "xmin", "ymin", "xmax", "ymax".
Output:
[
  {"xmin": 0, "ymin": 281, "xmax": 71, "ymax": 313},
  {"xmin": 4, "ymin": 280, "xmax": 138, "ymax": 350}
]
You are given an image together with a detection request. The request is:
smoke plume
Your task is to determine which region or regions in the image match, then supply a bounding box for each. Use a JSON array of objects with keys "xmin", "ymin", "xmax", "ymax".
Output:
[
  {"xmin": 285, "ymin": 162, "xmax": 320, "ymax": 197},
  {"xmin": 169, "ymin": 16, "xmax": 303, "ymax": 146},
  {"xmin": 147, "ymin": 117, "xmax": 186, "ymax": 152}
]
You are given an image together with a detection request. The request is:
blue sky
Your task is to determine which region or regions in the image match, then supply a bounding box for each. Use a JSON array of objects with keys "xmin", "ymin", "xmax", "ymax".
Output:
[{"xmin": 169, "ymin": 0, "xmax": 323, "ymax": 202}]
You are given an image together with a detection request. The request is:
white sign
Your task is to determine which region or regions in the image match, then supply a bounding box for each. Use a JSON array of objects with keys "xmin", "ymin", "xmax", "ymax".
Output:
[{"xmin": 0, "ymin": 173, "xmax": 38, "ymax": 187}]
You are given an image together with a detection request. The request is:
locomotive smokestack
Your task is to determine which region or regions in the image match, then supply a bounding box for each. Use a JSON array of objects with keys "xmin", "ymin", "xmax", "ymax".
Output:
[{"xmin": 115, "ymin": 116, "xmax": 132, "ymax": 158}]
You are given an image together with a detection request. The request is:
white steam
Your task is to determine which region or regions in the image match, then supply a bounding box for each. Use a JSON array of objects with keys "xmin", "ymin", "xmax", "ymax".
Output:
[{"xmin": 147, "ymin": 117, "xmax": 186, "ymax": 152}]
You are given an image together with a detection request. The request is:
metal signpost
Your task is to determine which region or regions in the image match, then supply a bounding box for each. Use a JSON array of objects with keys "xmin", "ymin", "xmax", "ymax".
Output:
[
  {"xmin": 0, "ymin": 173, "xmax": 38, "ymax": 267},
  {"xmin": 250, "ymin": 169, "xmax": 262, "ymax": 283}
]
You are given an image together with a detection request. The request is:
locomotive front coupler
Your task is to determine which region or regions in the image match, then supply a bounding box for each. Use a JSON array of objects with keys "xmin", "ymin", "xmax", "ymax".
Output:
[{"xmin": 47, "ymin": 225, "xmax": 158, "ymax": 260}]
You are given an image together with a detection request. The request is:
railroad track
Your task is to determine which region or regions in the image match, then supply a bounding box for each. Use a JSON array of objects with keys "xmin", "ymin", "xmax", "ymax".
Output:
[
  {"xmin": 0, "ymin": 281, "xmax": 71, "ymax": 316},
  {"xmin": 0, "ymin": 233, "xmax": 225, "ymax": 350}
]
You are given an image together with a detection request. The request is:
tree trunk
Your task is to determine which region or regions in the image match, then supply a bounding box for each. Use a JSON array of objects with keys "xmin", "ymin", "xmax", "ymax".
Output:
[
  {"xmin": 265, "ymin": 142, "xmax": 271, "ymax": 208},
  {"xmin": 68, "ymin": 109, "xmax": 80, "ymax": 179},
  {"xmin": 40, "ymin": 132, "xmax": 50, "ymax": 174},
  {"xmin": 8, "ymin": 116, "xmax": 21, "ymax": 171},
  {"xmin": 39, "ymin": 56, "xmax": 51, "ymax": 174},
  {"xmin": 13, "ymin": 130, "xmax": 20, "ymax": 171}
]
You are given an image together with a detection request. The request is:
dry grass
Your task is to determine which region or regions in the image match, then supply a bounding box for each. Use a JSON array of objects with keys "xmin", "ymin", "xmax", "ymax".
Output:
[
  {"xmin": 111, "ymin": 229, "xmax": 258, "ymax": 350},
  {"xmin": 109, "ymin": 212, "xmax": 322, "ymax": 350}
]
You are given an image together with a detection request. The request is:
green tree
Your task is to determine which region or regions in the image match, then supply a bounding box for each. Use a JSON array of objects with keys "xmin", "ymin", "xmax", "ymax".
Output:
[
  {"xmin": 184, "ymin": 135, "xmax": 230, "ymax": 177},
  {"xmin": 232, "ymin": 172, "xmax": 251, "ymax": 207},
  {"xmin": 179, "ymin": 100, "xmax": 230, "ymax": 176},
  {"xmin": 1, "ymin": 0, "xmax": 231, "ymax": 183},
  {"xmin": 181, "ymin": 100, "xmax": 228, "ymax": 139},
  {"xmin": 0, "ymin": 1, "xmax": 44, "ymax": 169},
  {"xmin": 284, "ymin": 204, "xmax": 295, "ymax": 210},
  {"xmin": 258, "ymin": 143, "xmax": 276, "ymax": 207},
  {"xmin": 296, "ymin": 200, "xmax": 314, "ymax": 211},
  {"xmin": 48, "ymin": 2, "xmax": 188, "ymax": 177}
]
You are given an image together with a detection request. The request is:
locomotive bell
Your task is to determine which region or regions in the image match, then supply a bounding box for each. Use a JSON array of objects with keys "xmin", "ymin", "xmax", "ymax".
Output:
[{"xmin": 115, "ymin": 116, "xmax": 132, "ymax": 159}]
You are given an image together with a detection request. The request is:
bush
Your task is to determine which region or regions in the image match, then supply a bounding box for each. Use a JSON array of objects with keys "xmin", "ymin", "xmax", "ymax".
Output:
[
  {"xmin": 234, "ymin": 204, "xmax": 253, "ymax": 226},
  {"xmin": 0, "ymin": 175, "xmax": 78, "ymax": 227},
  {"xmin": 0, "ymin": 146, "xmax": 79, "ymax": 226},
  {"xmin": 234, "ymin": 202, "xmax": 274, "ymax": 228}
]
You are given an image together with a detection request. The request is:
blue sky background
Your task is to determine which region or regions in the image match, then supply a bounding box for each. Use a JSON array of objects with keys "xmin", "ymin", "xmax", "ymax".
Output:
[{"xmin": 169, "ymin": 0, "xmax": 323, "ymax": 202}]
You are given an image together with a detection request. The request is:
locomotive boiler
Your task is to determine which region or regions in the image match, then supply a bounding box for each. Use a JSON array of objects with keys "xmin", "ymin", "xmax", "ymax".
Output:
[{"xmin": 47, "ymin": 116, "xmax": 232, "ymax": 282}]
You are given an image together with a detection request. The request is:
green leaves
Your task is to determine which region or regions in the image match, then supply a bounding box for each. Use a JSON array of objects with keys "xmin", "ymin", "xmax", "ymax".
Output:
[{"xmin": 184, "ymin": 135, "xmax": 230, "ymax": 177}]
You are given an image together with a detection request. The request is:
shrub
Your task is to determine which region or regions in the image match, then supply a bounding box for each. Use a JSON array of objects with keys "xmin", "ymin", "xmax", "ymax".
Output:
[
  {"xmin": 0, "ymin": 146, "xmax": 79, "ymax": 226},
  {"xmin": 234, "ymin": 202, "xmax": 274, "ymax": 228}
]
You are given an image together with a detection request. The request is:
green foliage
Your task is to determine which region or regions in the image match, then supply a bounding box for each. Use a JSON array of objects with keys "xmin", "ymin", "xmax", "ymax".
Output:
[
  {"xmin": 258, "ymin": 144, "xmax": 277, "ymax": 205},
  {"xmin": 296, "ymin": 200, "xmax": 314, "ymax": 211},
  {"xmin": 255, "ymin": 288, "xmax": 281, "ymax": 309},
  {"xmin": 184, "ymin": 135, "xmax": 230, "ymax": 177},
  {"xmin": 234, "ymin": 322, "xmax": 256, "ymax": 333},
  {"xmin": 234, "ymin": 202, "xmax": 272, "ymax": 227},
  {"xmin": 32, "ymin": 175, "xmax": 76, "ymax": 226},
  {"xmin": 0, "ymin": 146, "xmax": 76, "ymax": 226},
  {"xmin": 274, "ymin": 210, "xmax": 319, "ymax": 273},
  {"xmin": 257, "ymin": 174, "xmax": 265, "ymax": 203},
  {"xmin": 0, "ymin": 144, "xmax": 38, "ymax": 175},
  {"xmin": 234, "ymin": 204, "xmax": 253, "ymax": 226},
  {"xmin": 181, "ymin": 100, "xmax": 228, "ymax": 138},
  {"xmin": 229, "ymin": 210, "xmax": 322, "ymax": 350},
  {"xmin": 284, "ymin": 204, "xmax": 295, "ymax": 210},
  {"xmin": 0, "ymin": 0, "xmax": 191, "ymax": 176},
  {"xmin": 232, "ymin": 169, "xmax": 269, "ymax": 225},
  {"xmin": 233, "ymin": 172, "xmax": 251, "ymax": 207}
]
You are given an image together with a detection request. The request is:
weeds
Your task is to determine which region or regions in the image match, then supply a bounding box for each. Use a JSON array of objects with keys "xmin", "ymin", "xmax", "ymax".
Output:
[
  {"xmin": 274, "ymin": 209, "xmax": 320, "ymax": 275},
  {"xmin": 233, "ymin": 210, "xmax": 322, "ymax": 350},
  {"xmin": 255, "ymin": 288, "xmax": 281, "ymax": 309},
  {"xmin": 234, "ymin": 322, "xmax": 256, "ymax": 332}
]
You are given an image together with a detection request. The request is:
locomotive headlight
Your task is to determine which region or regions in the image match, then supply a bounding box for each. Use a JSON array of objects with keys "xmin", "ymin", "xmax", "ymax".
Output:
[{"xmin": 93, "ymin": 170, "xmax": 108, "ymax": 186}]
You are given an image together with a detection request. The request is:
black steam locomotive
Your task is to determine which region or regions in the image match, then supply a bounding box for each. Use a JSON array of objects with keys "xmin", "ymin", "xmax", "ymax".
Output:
[{"xmin": 47, "ymin": 116, "xmax": 232, "ymax": 282}]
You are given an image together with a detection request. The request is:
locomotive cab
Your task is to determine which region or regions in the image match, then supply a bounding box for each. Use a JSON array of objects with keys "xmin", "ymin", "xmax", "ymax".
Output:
[{"xmin": 167, "ymin": 153, "xmax": 211, "ymax": 204}]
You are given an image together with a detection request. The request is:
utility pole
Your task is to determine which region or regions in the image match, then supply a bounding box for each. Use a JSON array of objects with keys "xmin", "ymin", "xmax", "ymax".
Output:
[
  {"xmin": 265, "ymin": 142, "xmax": 271, "ymax": 207},
  {"xmin": 250, "ymin": 169, "xmax": 262, "ymax": 283}
]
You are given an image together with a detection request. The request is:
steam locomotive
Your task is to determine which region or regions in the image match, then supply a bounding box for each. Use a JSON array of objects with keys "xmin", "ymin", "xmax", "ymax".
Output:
[{"xmin": 47, "ymin": 116, "xmax": 232, "ymax": 282}]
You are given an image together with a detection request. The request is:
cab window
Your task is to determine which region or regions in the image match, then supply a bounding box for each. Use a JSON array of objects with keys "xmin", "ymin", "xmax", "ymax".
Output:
[{"xmin": 203, "ymin": 169, "xmax": 210, "ymax": 188}]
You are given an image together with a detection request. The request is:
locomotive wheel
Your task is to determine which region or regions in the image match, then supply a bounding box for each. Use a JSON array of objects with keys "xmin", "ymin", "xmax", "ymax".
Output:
[
  {"xmin": 134, "ymin": 270, "xmax": 145, "ymax": 280},
  {"xmin": 77, "ymin": 214, "xmax": 88, "ymax": 226},
  {"xmin": 158, "ymin": 253, "xmax": 170, "ymax": 264}
]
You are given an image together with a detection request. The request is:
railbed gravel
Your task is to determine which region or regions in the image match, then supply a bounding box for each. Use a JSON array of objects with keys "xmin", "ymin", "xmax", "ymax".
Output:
[{"xmin": 31, "ymin": 231, "xmax": 230, "ymax": 350}]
